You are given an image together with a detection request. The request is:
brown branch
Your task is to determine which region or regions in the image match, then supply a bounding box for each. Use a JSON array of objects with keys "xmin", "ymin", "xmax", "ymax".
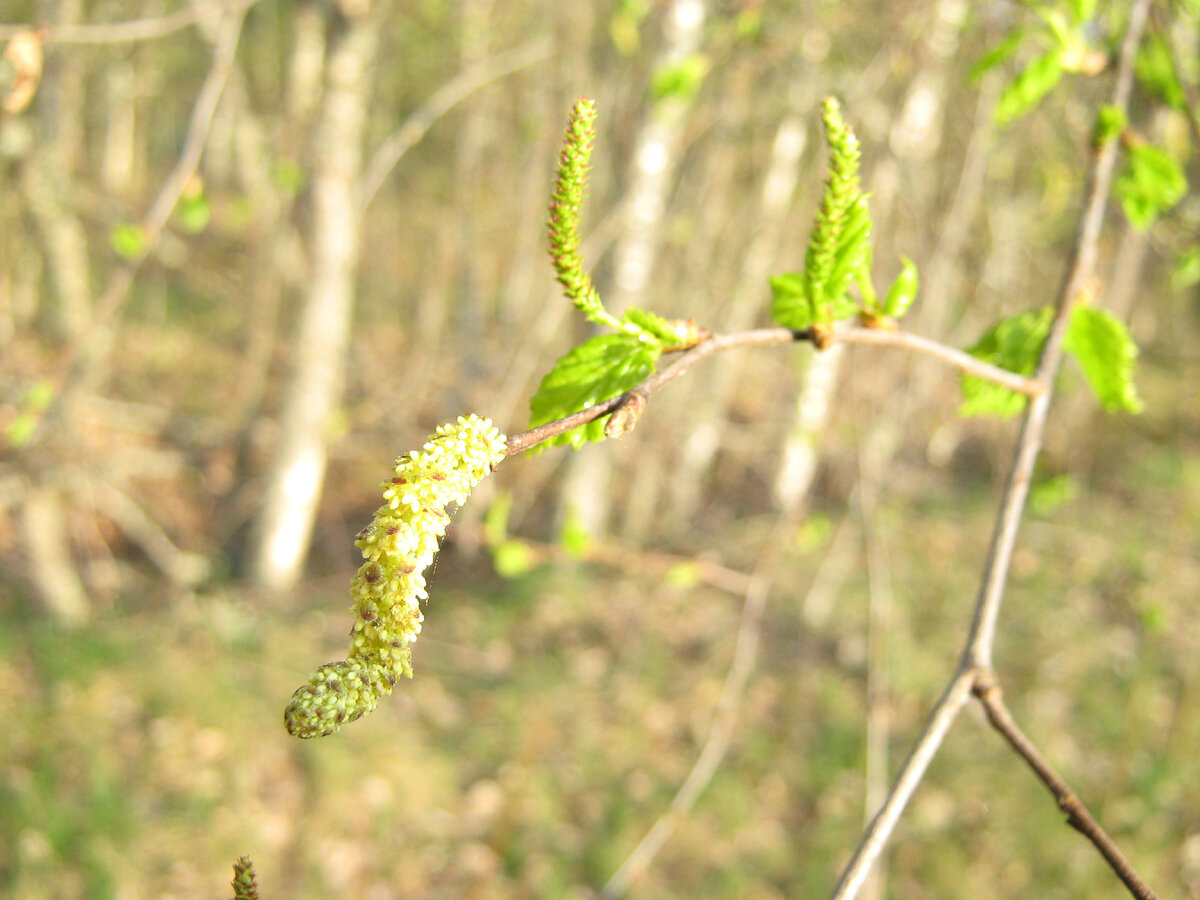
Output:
[
  {"xmin": 30, "ymin": 1, "xmax": 248, "ymax": 438},
  {"xmin": 973, "ymin": 675, "xmax": 1159, "ymax": 900},
  {"xmin": 834, "ymin": 326, "xmax": 1042, "ymax": 396},
  {"xmin": 831, "ymin": 1, "xmax": 1155, "ymax": 897},
  {"xmin": 357, "ymin": 38, "xmax": 551, "ymax": 213},
  {"xmin": 504, "ymin": 328, "xmax": 800, "ymax": 455},
  {"xmin": 503, "ymin": 321, "xmax": 1039, "ymax": 457},
  {"xmin": 0, "ymin": 1, "xmax": 261, "ymax": 44}
]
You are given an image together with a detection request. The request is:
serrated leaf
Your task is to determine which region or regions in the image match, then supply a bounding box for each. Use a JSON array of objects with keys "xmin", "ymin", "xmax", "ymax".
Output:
[
  {"xmin": 1063, "ymin": 306, "xmax": 1143, "ymax": 413},
  {"xmin": 959, "ymin": 306, "xmax": 1053, "ymax": 417},
  {"xmin": 883, "ymin": 257, "xmax": 919, "ymax": 319},
  {"xmin": 769, "ymin": 272, "xmax": 812, "ymax": 330},
  {"xmin": 623, "ymin": 307, "xmax": 684, "ymax": 345},
  {"xmin": 821, "ymin": 194, "xmax": 873, "ymax": 321},
  {"xmin": 995, "ymin": 48, "xmax": 1065, "ymax": 124},
  {"xmin": 528, "ymin": 333, "xmax": 660, "ymax": 451},
  {"xmin": 1117, "ymin": 143, "xmax": 1187, "ymax": 231}
]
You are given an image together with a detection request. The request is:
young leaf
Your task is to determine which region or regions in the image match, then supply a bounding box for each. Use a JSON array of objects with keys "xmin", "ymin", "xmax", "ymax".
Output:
[
  {"xmin": 959, "ymin": 306, "xmax": 1053, "ymax": 417},
  {"xmin": 1063, "ymin": 306, "xmax": 1143, "ymax": 413},
  {"xmin": 883, "ymin": 257, "xmax": 919, "ymax": 319},
  {"xmin": 110, "ymin": 222, "xmax": 147, "ymax": 260},
  {"xmin": 1094, "ymin": 104, "xmax": 1127, "ymax": 146},
  {"xmin": 769, "ymin": 273, "xmax": 813, "ymax": 330},
  {"xmin": 528, "ymin": 333, "xmax": 661, "ymax": 451},
  {"xmin": 771, "ymin": 98, "xmax": 869, "ymax": 331},
  {"xmin": 994, "ymin": 47, "xmax": 1065, "ymax": 124},
  {"xmin": 1117, "ymin": 142, "xmax": 1187, "ymax": 230},
  {"xmin": 622, "ymin": 307, "xmax": 688, "ymax": 345},
  {"xmin": 1135, "ymin": 33, "xmax": 1187, "ymax": 111},
  {"xmin": 649, "ymin": 52, "xmax": 710, "ymax": 103},
  {"xmin": 971, "ymin": 28, "xmax": 1026, "ymax": 81}
]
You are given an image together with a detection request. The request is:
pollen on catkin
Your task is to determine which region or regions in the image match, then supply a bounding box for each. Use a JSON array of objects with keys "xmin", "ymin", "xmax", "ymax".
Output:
[{"xmin": 284, "ymin": 415, "xmax": 507, "ymax": 738}]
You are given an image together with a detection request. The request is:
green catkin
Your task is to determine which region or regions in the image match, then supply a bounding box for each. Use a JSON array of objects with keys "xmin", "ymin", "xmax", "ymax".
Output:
[
  {"xmin": 285, "ymin": 415, "xmax": 507, "ymax": 738},
  {"xmin": 231, "ymin": 856, "xmax": 259, "ymax": 900}
]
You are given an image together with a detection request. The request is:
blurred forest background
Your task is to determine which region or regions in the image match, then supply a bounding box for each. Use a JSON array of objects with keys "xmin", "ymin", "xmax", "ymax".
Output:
[{"xmin": 2, "ymin": 0, "xmax": 1199, "ymax": 897}]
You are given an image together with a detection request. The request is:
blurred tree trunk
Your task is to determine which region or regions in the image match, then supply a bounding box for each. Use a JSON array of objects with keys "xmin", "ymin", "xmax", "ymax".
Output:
[
  {"xmin": 667, "ymin": 99, "xmax": 810, "ymax": 522},
  {"xmin": 19, "ymin": 483, "xmax": 89, "ymax": 626},
  {"xmin": 560, "ymin": 0, "xmax": 708, "ymax": 540},
  {"xmin": 249, "ymin": 4, "xmax": 379, "ymax": 590},
  {"xmin": 21, "ymin": 0, "xmax": 90, "ymax": 340}
]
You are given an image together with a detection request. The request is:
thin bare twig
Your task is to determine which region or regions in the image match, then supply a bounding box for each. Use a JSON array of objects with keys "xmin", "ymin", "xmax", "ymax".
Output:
[
  {"xmin": 600, "ymin": 551, "xmax": 777, "ymax": 898},
  {"xmin": 830, "ymin": 2, "xmax": 1154, "ymax": 897},
  {"xmin": 41, "ymin": 1, "xmax": 248, "ymax": 421},
  {"xmin": 601, "ymin": 507, "xmax": 856, "ymax": 897},
  {"xmin": 973, "ymin": 675, "xmax": 1159, "ymax": 900},
  {"xmin": 357, "ymin": 38, "xmax": 551, "ymax": 213},
  {"xmin": 964, "ymin": 0, "xmax": 1149, "ymax": 672},
  {"xmin": 0, "ymin": 5, "xmax": 203, "ymax": 44},
  {"xmin": 834, "ymin": 326, "xmax": 1042, "ymax": 396}
]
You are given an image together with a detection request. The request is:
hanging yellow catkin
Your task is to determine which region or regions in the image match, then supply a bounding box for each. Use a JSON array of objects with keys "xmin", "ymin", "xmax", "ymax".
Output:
[{"xmin": 284, "ymin": 415, "xmax": 507, "ymax": 738}]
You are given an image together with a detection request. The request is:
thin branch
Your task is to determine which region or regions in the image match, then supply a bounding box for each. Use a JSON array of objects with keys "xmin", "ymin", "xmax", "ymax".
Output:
[
  {"xmin": 601, "ymin": 558, "xmax": 775, "ymax": 898},
  {"xmin": 504, "ymin": 322, "xmax": 1039, "ymax": 456},
  {"xmin": 973, "ymin": 675, "xmax": 1160, "ymax": 900},
  {"xmin": 1148, "ymin": 4, "xmax": 1200, "ymax": 150},
  {"xmin": 831, "ymin": 670, "xmax": 976, "ymax": 900},
  {"xmin": 830, "ymin": 2, "xmax": 1154, "ymax": 897},
  {"xmin": 357, "ymin": 38, "xmax": 551, "ymax": 213},
  {"xmin": 41, "ymin": 1, "xmax": 248, "ymax": 421},
  {"xmin": 834, "ymin": 326, "xmax": 1042, "ymax": 396},
  {"xmin": 504, "ymin": 328, "xmax": 798, "ymax": 455},
  {"xmin": 964, "ymin": 0, "xmax": 1149, "ymax": 672},
  {"xmin": 0, "ymin": 5, "xmax": 203, "ymax": 44}
]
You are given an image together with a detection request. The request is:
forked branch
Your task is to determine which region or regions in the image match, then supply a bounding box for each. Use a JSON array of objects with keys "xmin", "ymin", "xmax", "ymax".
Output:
[{"xmin": 831, "ymin": 1, "xmax": 1156, "ymax": 898}]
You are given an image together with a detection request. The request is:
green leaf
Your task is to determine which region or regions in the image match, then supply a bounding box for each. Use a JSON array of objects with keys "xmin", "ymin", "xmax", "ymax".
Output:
[
  {"xmin": 1136, "ymin": 33, "xmax": 1187, "ymax": 110},
  {"xmin": 528, "ymin": 333, "xmax": 660, "ymax": 451},
  {"xmin": 1172, "ymin": 247, "xmax": 1200, "ymax": 290},
  {"xmin": 558, "ymin": 510, "xmax": 592, "ymax": 557},
  {"xmin": 820, "ymin": 193, "xmax": 872, "ymax": 322},
  {"xmin": 273, "ymin": 158, "xmax": 306, "ymax": 195},
  {"xmin": 1094, "ymin": 104, "xmax": 1126, "ymax": 146},
  {"xmin": 622, "ymin": 307, "xmax": 685, "ymax": 345},
  {"xmin": 995, "ymin": 47, "xmax": 1065, "ymax": 124},
  {"xmin": 1029, "ymin": 473, "xmax": 1079, "ymax": 516},
  {"xmin": 493, "ymin": 539, "xmax": 537, "ymax": 577},
  {"xmin": 649, "ymin": 53, "xmax": 710, "ymax": 102},
  {"xmin": 971, "ymin": 28, "xmax": 1026, "ymax": 81},
  {"xmin": 175, "ymin": 192, "xmax": 211, "ymax": 234},
  {"xmin": 1065, "ymin": 0, "xmax": 1096, "ymax": 22},
  {"xmin": 110, "ymin": 223, "xmax": 147, "ymax": 260},
  {"xmin": 959, "ymin": 306, "xmax": 1053, "ymax": 417},
  {"xmin": 769, "ymin": 273, "xmax": 812, "ymax": 330},
  {"xmin": 1063, "ymin": 306, "xmax": 1143, "ymax": 413},
  {"xmin": 883, "ymin": 257, "xmax": 919, "ymax": 319},
  {"xmin": 1117, "ymin": 143, "xmax": 1188, "ymax": 231}
]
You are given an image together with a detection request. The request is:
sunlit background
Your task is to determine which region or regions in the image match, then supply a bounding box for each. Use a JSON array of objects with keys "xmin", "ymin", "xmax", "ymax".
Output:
[{"xmin": 1, "ymin": 1, "xmax": 1198, "ymax": 897}]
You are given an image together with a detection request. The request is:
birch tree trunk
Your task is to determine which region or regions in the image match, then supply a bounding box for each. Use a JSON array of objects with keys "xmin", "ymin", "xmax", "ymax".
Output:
[{"xmin": 249, "ymin": 5, "xmax": 378, "ymax": 589}]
